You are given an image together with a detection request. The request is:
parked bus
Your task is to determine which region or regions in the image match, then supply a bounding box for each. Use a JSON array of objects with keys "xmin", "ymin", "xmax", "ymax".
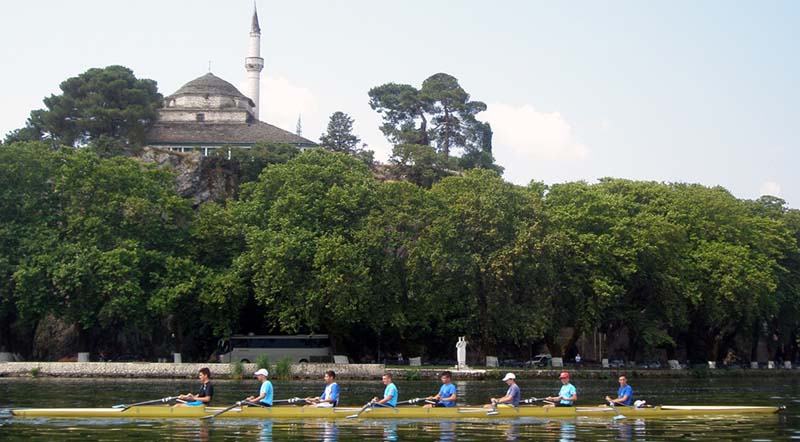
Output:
[{"xmin": 218, "ymin": 335, "xmax": 332, "ymax": 363}]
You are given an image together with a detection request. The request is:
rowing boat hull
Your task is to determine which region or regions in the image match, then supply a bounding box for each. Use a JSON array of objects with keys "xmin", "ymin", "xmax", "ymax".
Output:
[{"xmin": 10, "ymin": 404, "xmax": 782, "ymax": 420}]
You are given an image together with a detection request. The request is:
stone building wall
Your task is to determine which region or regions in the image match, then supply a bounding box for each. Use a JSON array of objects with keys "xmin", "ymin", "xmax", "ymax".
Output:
[
  {"xmin": 159, "ymin": 109, "xmax": 249, "ymax": 123},
  {"xmin": 168, "ymin": 95, "xmax": 251, "ymax": 111}
]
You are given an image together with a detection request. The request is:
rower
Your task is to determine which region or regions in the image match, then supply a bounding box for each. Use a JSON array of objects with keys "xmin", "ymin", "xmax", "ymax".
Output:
[
  {"xmin": 604, "ymin": 375, "xmax": 633, "ymax": 406},
  {"xmin": 305, "ymin": 370, "xmax": 339, "ymax": 408},
  {"xmin": 423, "ymin": 370, "xmax": 457, "ymax": 408},
  {"xmin": 372, "ymin": 373, "xmax": 398, "ymax": 407},
  {"xmin": 246, "ymin": 368, "xmax": 273, "ymax": 407},
  {"xmin": 175, "ymin": 367, "xmax": 213, "ymax": 407},
  {"xmin": 483, "ymin": 372, "xmax": 520, "ymax": 408},
  {"xmin": 544, "ymin": 371, "xmax": 577, "ymax": 407}
]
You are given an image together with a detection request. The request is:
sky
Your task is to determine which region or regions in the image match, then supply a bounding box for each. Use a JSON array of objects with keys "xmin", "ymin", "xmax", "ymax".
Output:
[{"xmin": 1, "ymin": 1, "xmax": 798, "ymax": 206}]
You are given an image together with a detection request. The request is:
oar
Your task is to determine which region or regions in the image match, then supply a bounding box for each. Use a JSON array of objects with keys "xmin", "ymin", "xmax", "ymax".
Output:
[
  {"xmin": 521, "ymin": 397, "xmax": 548, "ymax": 405},
  {"xmin": 245, "ymin": 397, "xmax": 303, "ymax": 407},
  {"xmin": 608, "ymin": 400, "xmax": 626, "ymax": 420},
  {"xmin": 398, "ymin": 397, "xmax": 426, "ymax": 406},
  {"xmin": 201, "ymin": 400, "xmax": 246, "ymax": 420},
  {"xmin": 346, "ymin": 400, "xmax": 374, "ymax": 419},
  {"xmin": 487, "ymin": 399, "xmax": 500, "ymax": 416},
  {"xmin": 112, "ymin": 396, "xmax": 178, "ymax": 411}
]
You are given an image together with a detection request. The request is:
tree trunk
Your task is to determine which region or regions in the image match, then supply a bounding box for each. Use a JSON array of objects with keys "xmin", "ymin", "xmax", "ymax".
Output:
[
  {"xmin": 418, "ymin": 112, "xmax": 429, "ymax": 146},
  {"xmin": 544, "ymin": 335, "xmax": 562, "ymax": 358},
  {"xmin": 476, "ymin": 268, "xmax": 493, "ymax": 355}
]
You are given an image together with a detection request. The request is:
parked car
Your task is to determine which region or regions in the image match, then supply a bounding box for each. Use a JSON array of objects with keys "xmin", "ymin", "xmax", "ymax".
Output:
[
  {"xmin": 640, "ymin": 361, "xmax": 661, "ymax": 369},
  {"xmin": 608, "ymin": 359, "xmax": 625, "ymax": 368},
  {"xmin": 526, "ymin": 354, "xmax": 552, "ymax": 368},
  {"xmin": 501, "ymin": 359, "xmax": 524, "ymax": 368}
]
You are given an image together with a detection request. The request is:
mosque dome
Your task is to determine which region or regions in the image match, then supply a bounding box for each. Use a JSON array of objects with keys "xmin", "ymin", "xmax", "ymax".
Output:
[{"xmin": 169, "ymin": 73, "xmax": 254, "ymax": 105}]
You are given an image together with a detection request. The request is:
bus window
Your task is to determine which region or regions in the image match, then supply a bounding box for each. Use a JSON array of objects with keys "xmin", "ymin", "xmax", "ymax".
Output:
[{"xmin": 218, "ymin": 335, "xmax": 332, "ymax": 363}]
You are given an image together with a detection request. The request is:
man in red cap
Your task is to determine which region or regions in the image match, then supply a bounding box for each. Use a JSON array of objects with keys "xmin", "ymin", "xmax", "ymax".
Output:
[{"xmin": 544, "ymin": 371, "xmax": 577, "ymax": 407}]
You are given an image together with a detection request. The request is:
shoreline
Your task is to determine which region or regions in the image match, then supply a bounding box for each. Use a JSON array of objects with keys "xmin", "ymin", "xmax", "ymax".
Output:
[{"xmin": 1, "ymin": 362, "xmax": 797, "ymax": 380}]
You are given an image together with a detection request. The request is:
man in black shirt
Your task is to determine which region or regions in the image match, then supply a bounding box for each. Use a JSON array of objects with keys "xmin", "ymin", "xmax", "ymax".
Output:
[{"xmin": 176, "ymin": 367, "xmax": 214, "ymax": 406}]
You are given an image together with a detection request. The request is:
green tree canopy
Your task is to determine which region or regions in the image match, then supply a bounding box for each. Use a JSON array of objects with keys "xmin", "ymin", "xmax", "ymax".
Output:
[
  {"xmin": 233, "ymin": 149, "xmax": 379, "ymax": 336},
  {"xmin": 369, "ymin": 73, "xmax": 492, "ymax": 160},
  {"xmin": 7, "ymin": 65, "xmax": 162, "ymax": 147},
  {"xmin": 320, "ymin": 111, "xmax": 361, "ymax": 154}
]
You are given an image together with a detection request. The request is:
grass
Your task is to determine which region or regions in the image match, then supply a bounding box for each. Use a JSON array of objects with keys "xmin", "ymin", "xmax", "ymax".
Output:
[
  {"xmin": 30, "ymin": 367, "xmax": 40, "ymax": 378},
  {"xmin": 273, "ymin": 357, "xmax": 292, "ymax": 380},
  {"xmin": 405, "ymin": 368, "xmax": 421, "ymax": 381},
  {"xmin": 256, "ymin": 355, "xmax": 271, "ymax": 371},
  {"xmin": 230, "ymin": 361, "xmax": 244, "ymax": 380}
]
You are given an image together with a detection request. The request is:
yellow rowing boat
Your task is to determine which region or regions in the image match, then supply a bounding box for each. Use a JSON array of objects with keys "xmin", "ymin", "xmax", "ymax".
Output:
[{"xmin": 10, "ymin": 404, "xmax": 783, "ymax": 420}]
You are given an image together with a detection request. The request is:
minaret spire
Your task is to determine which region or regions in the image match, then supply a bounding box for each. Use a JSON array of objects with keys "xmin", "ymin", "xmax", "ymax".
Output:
[
  {"xmin": 245, "ymin": 2, "xmax": 264, "ymax": 120},
  {"xmin": 251, "ymin": 1, "xmax": 261, "ymax": 33}
]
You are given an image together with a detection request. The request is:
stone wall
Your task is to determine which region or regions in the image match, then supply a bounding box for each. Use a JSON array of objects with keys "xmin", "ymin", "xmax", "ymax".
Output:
[
  {"xmin": 168, "ymin": 95, "xmax": 251, "ymax": 111},
  {"xmin": 159, "ymin": 109, "xmax": 249, "ymax": 123},
  {"xmin": 0, "ymin": 362, "xmax": 385, "ymax": 379}
]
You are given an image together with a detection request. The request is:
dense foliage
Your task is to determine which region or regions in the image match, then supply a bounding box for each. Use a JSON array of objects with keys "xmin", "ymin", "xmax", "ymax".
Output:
[
  {"xmin": 1, "ymin": 142, "xmax": 798, "ymax": 364},
  {"xmin": 369, "ymin": 73, "xmax": 501, "ymax": 173},
  {"xmin": 1, "ymin": 67, "xmax": 797, "ymax": 364},
  {"xmin": 4, "ymin": 66, "xmax": 161, "ymax": 147}
]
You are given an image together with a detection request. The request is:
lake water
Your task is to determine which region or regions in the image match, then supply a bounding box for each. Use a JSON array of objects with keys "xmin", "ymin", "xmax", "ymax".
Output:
[{"xmin": 1, "ymin": 376, "xmax": 798, "ymax": 441}]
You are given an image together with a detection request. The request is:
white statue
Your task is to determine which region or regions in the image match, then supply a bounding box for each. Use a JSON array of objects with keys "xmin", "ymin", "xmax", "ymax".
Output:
[{"xmin": 456, "ymin": 336, "xmax": 468, "ymax": 369}]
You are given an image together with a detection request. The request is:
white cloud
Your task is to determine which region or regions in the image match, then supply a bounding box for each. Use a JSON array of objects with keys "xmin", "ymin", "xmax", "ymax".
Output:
[
  {"xmin": 239, "ymin": 76, "xmax": 316, "ymax": 135},
  {"xmin": 482, "ymin": 103, "xmax": 588, "ymax": 161},
  {"xmin": 759, "ymin": 180, "xmax": 781, "ymax": 197}
]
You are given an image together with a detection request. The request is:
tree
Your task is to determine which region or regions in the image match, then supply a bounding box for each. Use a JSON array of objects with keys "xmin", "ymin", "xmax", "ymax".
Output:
[
  {"xmin": 459, "ymin": 121, "xmax": 503, "ymax": 173},
  {"xmin": 368, "ymin": 83, "xmax": 430, "ymax": 146},
  {"xmin": 11, "ymin": 149, "xmax": 193, "ymax": 355},
  {"xmin": 356, "ymin": 181, "xmax": 438, "ymax": 356},
  {"xmin": 11, "ymin": 65, "xmax": 162, "ymax": 147},
  {"xmin": 369, "ymin": 73, "xmax": 490, "ymax": 160},
  {"xmin": 387, "ymin": 144, "xmax": 456, "ymax": 189},
  {"xmin": 320, "ymin": 111, "xmax": 361, "ymax": 154},
  {"xmin": 414, "ymin": 169, "xmax": 538, "ymax": 354},
  {"xmin": 211, "ymin": 142, "xmax": 301, "ymax": 185},
  {"xmin": 421, "ymin": 73, "xmax": 487, "ymax": 159},
  {"xmin": 233, "ymin": 149, "xmax": 379, "ymax": 336},
  {"xmin": 0, "ymin": 142, "xmax": 62, "ymax": 353}
]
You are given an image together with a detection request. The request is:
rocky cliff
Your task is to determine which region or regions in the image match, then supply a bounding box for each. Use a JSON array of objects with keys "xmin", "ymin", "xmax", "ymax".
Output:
[{"xmin": 136, "ymin": 147, "xmax": 238, "ymax": 206}]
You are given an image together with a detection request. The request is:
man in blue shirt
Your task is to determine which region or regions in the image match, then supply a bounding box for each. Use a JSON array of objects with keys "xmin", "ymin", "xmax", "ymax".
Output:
[
  {"xmin": 484, "ymin": 372, "xmax": 520, "ymax": 408},
  {"xmin": 247, "ymin": 368, "xmax": 273, "ymax": 406},
  {"xmin": 424, "ymin": 371, "xmax": 457, "ymax": 408},
  {"xmin": 372, "ymin": 373, "xmax": 398, "ymax": 407},
  {"xmin": 545, "ymin": 372, "xmax": 577, "ymax": 407},
  {"xmin": 305, "ymin": 370, "xmax": 339, "ymax": 408},
  {"xmin": 605, "ymin": 375, "xmax": 633, "ymax": 406}
]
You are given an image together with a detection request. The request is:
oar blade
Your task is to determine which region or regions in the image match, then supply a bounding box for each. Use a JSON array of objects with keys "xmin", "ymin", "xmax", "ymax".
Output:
[
  {"xmin": 607, "ymin": 401, "xmax": 626, "ymax": 420},
  {"xmin": 346, "ymin": 402, "xmax": 373, "ymax": 419}
]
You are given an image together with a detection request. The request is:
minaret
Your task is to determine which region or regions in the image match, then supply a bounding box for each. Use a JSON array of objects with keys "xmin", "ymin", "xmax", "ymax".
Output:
[{"xmin": 245, "ymin": 3, "xmax": 264, "ymax": 120}]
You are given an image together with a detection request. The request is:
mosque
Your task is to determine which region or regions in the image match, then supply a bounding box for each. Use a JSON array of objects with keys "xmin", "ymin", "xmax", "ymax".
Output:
[{"xmin": 145, "ymin": 5, "xmax": 315, "ymax": 155}]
